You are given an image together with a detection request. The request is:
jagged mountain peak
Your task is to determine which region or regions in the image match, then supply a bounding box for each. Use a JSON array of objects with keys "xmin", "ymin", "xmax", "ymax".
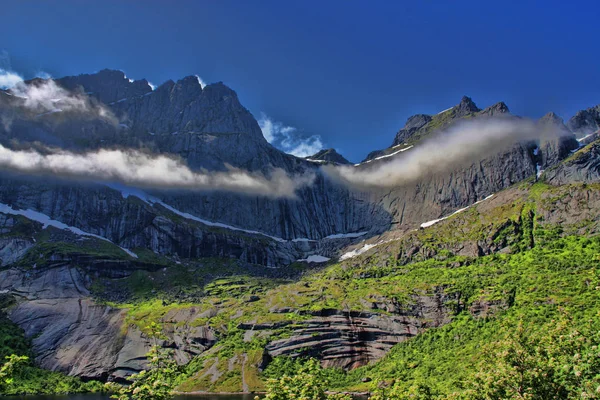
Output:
[
  {"xmin": 479, "ymin": 101, "xmax": 510, "ymax": 116},
  {"xmin": 56, "ymin": 68, "xmax": 152, "ymax": 103},
  {"xmin": 539, "ymin": 111, "xmax": 565, "ymax": 125},
  {"xmin": 567, "ymin": 104, "xmax": 600, "ymax": 138},
  {"xmin": 306, "ymin": 148, "xmax": 351, "ymax": 165},
  {"xmin": 404, "ymin": 114, "xmax": 432, "ymax": 130},
  {"xmin": 456, "ymin": 95, "xmax": 480, "ymax": 115}
]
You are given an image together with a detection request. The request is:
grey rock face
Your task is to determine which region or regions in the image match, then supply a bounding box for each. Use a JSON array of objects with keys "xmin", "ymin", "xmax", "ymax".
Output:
[
  {"xmin": 265, "ymin": 292, "xmax": 454, "ymax": 369},
  {"xmin": 545, "ymin": 141, "xmax": 600, "ymax": 185},
  {"xmin": 454, "ymin": 95, "xmax": 481, "ymax": 116},
  {"xmin": 479, "ymin": 101, "xmax": 509, "ymax": 117},
  {"xmin": 0, "ymin": 264, "xmax": 217, "ymax": 381},
  {"xmin": 392, "ymin": 114, "xmax": 432, "ymax": 146},
  {"xmin": 306, "ymin": 148, "xmax": 351, "ymax": 165},
  {"xmin": 537, "ymin": 112, "xmax": 579, "ymax": 169},
  {"xmin": 567, "ymin": 104, "xmax": 600, "ymax": 138},
  {"xmin": 56, "ymin": 69, "xmax": 152, "ymax": 104}
]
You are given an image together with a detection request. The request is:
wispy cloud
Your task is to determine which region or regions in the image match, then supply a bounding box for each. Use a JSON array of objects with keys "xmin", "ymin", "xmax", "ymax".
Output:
[
  {"xmin": 9, "ymin": 78, "xmax": 115, "ymax": 121},
  {"xmin": 35, "ymin": 71, "xmax": 52, "ymax": 79},
  {"xmin": 323, "ymin": 117, "xmax": 549, "ymax": 189},
  {"xmin": 258, "ymin": 113, "xmax": 324, "ymax": 157},
  {"xmin": 0, "ymin": 69, "xmax": 23, "ymax": 89},
  {"xmin": 195, "ymin": 75, "xmax": 206, "ymax": 88},
  {"xmin": 0, "ymin": 145, "xmax": 314, "ymax": 198}
]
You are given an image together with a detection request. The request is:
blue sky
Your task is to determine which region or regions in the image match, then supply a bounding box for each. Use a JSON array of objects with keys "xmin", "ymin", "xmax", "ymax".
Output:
[{"xmin": 0, "ymin": 0, "xmax": 598, "ymax": 162}]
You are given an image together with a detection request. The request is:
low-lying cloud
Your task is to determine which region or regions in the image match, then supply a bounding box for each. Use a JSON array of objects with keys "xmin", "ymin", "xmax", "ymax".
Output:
[
  {"xmin": 0, "ymin": 145, "xmax": 314, "ymax": 198},
  {"xmin": 10, "ymin": 78, "xmax": 114, "ymax": 119},
  {"xmin": 0, "ymin": 69, "xmax": 117, "ymax": 129},
  {"xmin": 258, "ymin": 113, "xmax": 324, "ymax": 157},
  {"xmin": 0, "ymin": 69, "xmax": 23, "ymax": 89},
  {"xmin": 323, "ymin": 117, "xmax": 555, "ymax": 189}
]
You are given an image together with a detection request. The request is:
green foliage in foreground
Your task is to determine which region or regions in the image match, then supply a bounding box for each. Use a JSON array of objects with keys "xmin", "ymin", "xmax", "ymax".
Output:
[
  {"xmin": 110, "ymin": 323, "xmax": 178, "ymax": 400},
  {"xmin": 0, "ymin": 309, "xmax": 104, "ymax": 396},
  {"xmin": 262, "ymin": 314, "xmax": 600, "ymax": 399},
  {"xmin": 263, "ymin": 358, "xmax": 351, "ymax": 400},
  {"xmin": 364, "ymin": 314, "xmax": 600, "ymax": 399},
  {"xmin": 110, "ymin": 345, "xmax": 178, "ymax": 400}
]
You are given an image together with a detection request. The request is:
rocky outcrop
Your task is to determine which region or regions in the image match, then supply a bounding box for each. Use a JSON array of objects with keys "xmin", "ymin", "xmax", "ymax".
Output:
[
  {"xmin": 56, "ymin": 69, "xmax": 153, "ymax": 105},
  {"xmin": 479, "ymin": 101, "xmax": 509, "ymax": 117},
  {"xmin": 537, "ymin": 112, "xmax": 579, "ymax": 169},
  {"xmin": 306, "ymin": 149, "xmax": 351, "ymax": 165},
  {"xmin": 545, "ymin": 141, "xmax": 600, "ymax": 185},
  {"xmin": 265, "ymin": 292, "xmax": 454, "ymax": 369},
  {"xmin": 0, "ymin": 263, "xmax": 217, "ymax": 381},
  {"xmin": 392, "ymin": 114, "xmax": 432, "ymax": 146},
  {"xmin": 567, "ymin": 104, "xmax": 600, "ymax": 138}
]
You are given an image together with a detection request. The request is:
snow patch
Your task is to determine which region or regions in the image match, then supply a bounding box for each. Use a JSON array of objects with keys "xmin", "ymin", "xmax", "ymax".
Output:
[
  {"xmin": 0, "ymin": 202, "xmax": 137, "ymax": 258},
  {"xmin": 108, "ymin": 184, "xmax": 370, "ymax": 244},
  {"xmin": 324, "ymin": 231, "xmax": 368, "ymax": 240},
  {"xmin": 340, "ymin": 243, "xmax": 378, "ymax": 260},
  {"xmin": 537, "ymin": 167, "xmax": 545, "ymax": 178},
  {"xmin": 305, "ymin": 158, "xmax": 327, "ymax": 163},
  {"xmin": 355, "ymin": 146, "xmax": 414, "ymax": 166},
  {"xmin": 577, "ymin": 130, "xmax": 599, "ymax": 146},
  {"xmin": 297, "ymin": 255, "xmax": 330, "ymax": 263},
  {"xmin": 437, "ymin": 107, "xmax": 454, "ymax": 114},
  {"xmin": 420, "ymin": 194, "xmax": 494, "ymax": 228},
  {"xmin": 291, "ymin": 238, "xmax": 315, "ymax": 243}
]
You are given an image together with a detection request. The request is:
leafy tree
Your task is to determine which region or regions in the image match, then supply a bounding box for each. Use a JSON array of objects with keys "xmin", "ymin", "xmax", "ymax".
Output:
[
  {"xmin": 262, "ymin": 358, "xmax": 351, "ymax": 400},
  {"xmin": 0, "ymin": 354, "xmax": 28, "ymax": 391},
  {"xmin": 369, "ymin": 380, "xmax": 435, "ymax": 400},
  {"xmin": 449, "ymin": 315, "xmax": 600, "ymax": 399},
  {"xmin": 111, "ymin": 322, "xmax": 178, "ymax": 400}
]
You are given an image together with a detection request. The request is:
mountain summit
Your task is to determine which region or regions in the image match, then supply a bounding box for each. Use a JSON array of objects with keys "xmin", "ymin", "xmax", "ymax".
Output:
[{"xmin": 306, "ymin": 148, "xmax": 351, "ymax": 165}]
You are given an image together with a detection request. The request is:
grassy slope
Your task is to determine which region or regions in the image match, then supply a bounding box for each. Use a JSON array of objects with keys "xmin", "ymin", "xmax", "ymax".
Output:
[
  {"xmin": 104, "ymin": 181, "xmax": 600, "ymax": 393},
  {"xmin": 2, "ymin": 179, "xmax": 600, "ymax": 395}
]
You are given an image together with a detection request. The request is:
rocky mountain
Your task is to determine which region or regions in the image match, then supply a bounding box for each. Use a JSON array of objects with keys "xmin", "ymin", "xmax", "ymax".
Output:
[
  {"xmin": 0, "ymin": 69, "xmax": 598, "ymax": 390},
  {"xmin": 567, "ymin": 103, "xmax": 600, "ymax": 138},
  {"xmin": 306, "ymin": 148, "xmax": 351, "ymax": 165}
]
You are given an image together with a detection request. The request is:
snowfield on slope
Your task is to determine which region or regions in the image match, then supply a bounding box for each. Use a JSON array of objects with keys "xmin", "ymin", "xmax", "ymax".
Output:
[
  {"xmin": 0, "ymin": 202, "xmax": 138, "ymax": 258},
  {"xmin": 340, "ymin": 194, "xmax": 495, "ymax": 260},
  {"xmin": 108, "ymin": 184, "xmax": 368, "ymax": 244}
]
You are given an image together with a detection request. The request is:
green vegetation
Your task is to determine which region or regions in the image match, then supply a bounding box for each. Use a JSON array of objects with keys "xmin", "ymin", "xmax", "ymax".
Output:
[
  {"xmin": 0, "ymin": 309, "xmax": 103, "ymax": 395},
  {"xmin": 262, "ymin": 358, "xmax": 351, "ymax": 400},
  {"xmin": 110, "ymin": 323, "xmax": 178, "ymax": 400},
  {"xmin": 2, "ymin": 181, "xmax": 600, "ymax": 398}
]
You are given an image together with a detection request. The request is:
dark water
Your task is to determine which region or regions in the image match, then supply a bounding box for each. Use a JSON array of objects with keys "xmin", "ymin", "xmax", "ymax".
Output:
[{"xmin": 12, "ymin": 395, "xmax": 257, "ymax": 400}]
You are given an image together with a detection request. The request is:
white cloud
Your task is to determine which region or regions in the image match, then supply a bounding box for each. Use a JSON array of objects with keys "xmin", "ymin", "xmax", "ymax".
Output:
[
  {"xmin": 324, "ymin": 117, "xmax": 550, "ymax": 189},
  {"xmin": 35, "ymin": 71, "xmax": 52, "ymax": 80},
  {"xmin": 0, "ymin": 69, "xmax": 23, "ymax": 89},
  {"xmin": 148, "ymin": 81, "xmax": 156, "ymax": 90},
  {"xmin": 10, "ymin": 78, "xmax": 114, "ymax": 121},
  {"xmin": 258, "ymin": 113, "xmax": 324, "ymax": 157},
  {"xmin": 285, "ymin": 136, "xmax": 324, "ymax": 157},
  {"xmin": 0, "ymin": 145, "xmax": 314, "ymax": 198},
  {"xmin": 195, "ymin": 75, "xmax": 206, "ymax": 88}
]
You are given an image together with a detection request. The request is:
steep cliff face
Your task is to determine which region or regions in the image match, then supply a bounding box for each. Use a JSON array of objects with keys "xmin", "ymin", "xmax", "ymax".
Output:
[
  {"xmin": 537, "ymin": 112, "xmax": 579, "ymax": 169},
  {"xmin": 567, "ymin": 103, "xmax": 600, "ymax": 138},
  {"xmin": 0, "ymin": 262, "xmax": 217, "ymax": 381},
  {"xmin": 306, "ymin": 148, "xmax": 351, "ymax": 165},
  {"xmin": 0, "ymin": 69, "xmax": 599, "ymax": 384},
  {"xmin": 545, "ymin": 141, "xmax": 600, "ymax": 185}
]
